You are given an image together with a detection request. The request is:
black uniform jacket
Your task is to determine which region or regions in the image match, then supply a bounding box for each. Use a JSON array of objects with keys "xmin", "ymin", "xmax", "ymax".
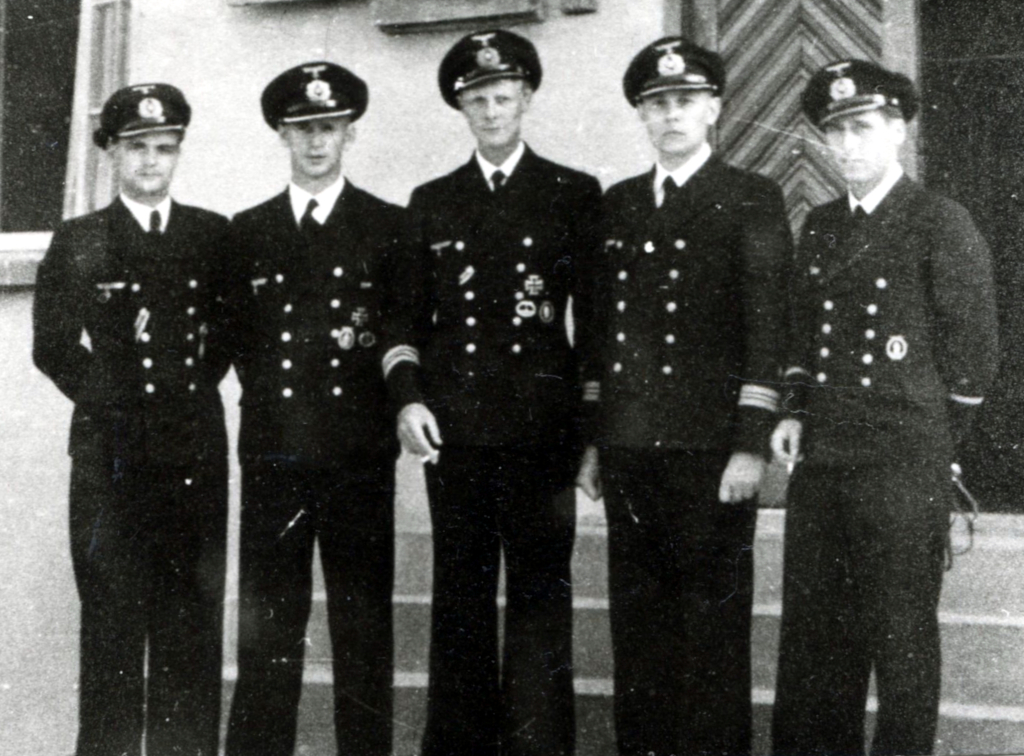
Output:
[
  {"xmin": 224, "ymin": 183, "xmax": 407, "ymax": 466},
  {"xmin": 385, "ymin": 147, "xmax": 603, "ymax": 449},
  {"xmin": 596, "ymin": 156, "xmax": 792, "ymax": 454},
  {"xmin": 783, "ymin": 176, "xmax": 999, "ymax": 463},
  {"xmin": 33, "ymin": 199, "xmax": 230, "ymax": 469}
]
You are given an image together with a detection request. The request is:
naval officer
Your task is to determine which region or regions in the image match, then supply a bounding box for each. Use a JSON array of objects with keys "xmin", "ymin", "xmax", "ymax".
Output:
[
  {"xmin": 223, "ymin": 62, "xmax": 403, "ymax": 756},
  {"xmin": 770, "ymin": 60, "xmax": 999, "ymax": 756},
  {"xmin": 588, "ymin": 37, "xmax": 792, "ymax": 756},
  {"xmin": 385, "ymin": 29, "xmax": 603, "ymax": 756},
  {"xmin": 33, "ymin": 84, "xmax": 230, "ymax": 756}
]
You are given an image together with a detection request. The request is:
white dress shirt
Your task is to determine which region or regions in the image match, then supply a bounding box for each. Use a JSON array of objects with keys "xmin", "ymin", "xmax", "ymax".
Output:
[
  {"xmin": 289, "ymin": 174, "xmax": 347, "ymax": 227},
  {"xmin": 121, "ymin": 193, "xmax": 172, "ymax": 233},
  {"xmin": 475, "ymin": 141, "xmax": 526, "ymax": 191},
  {"xmin": 653, "ymin": 142, "xmax": 713, "ymax": 208},
  {"xmin": 849, "ymin": 162, "xmax": 904, "ymax": 215}
]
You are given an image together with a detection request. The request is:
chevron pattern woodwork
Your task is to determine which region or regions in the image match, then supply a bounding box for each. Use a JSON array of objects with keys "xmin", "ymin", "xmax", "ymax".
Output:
[{"xmin": 712, "ymin": 0, "xmax": 884, "ymax": 229}]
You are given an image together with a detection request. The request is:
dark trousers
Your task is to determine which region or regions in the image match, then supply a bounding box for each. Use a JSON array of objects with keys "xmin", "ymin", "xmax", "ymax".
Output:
[
  {"xmin": 421, "ymin": 446, "xmax": 577, "ymax": 756},
  {"xmin": 603, "ymin": 448, "xmax": 757, "ymax": 756},
  {"xmin": 69, "ymin": 454, "xmax": 227, "ymax": 756},
  {"xmin": 771, "ymin": 460, "xmax": 949, "ymax": 756},
  {"xmin": 226, "ymin": 457, "xmax": 395, "ymax": 756}
]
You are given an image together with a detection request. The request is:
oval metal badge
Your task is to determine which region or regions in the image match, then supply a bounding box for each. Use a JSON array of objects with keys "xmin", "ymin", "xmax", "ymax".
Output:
[
  {"xmin": 658, "ymin": 52, "xmax": 685, "ymax": 77},
  {"xmin": 516, "ymin": 300, "xmax": 537, "ymax": 318},
  {"xmin": 539, "ymin": 301, "xmax": 555, "ymax": 324},
  {"xmin": 886, "ymin": 335, "xmax": 908, "ymax": 361},
  {"xmin": 830, "ymin": 76, "xmax": 857, "ymax": 101},
  {"xmin": 359, "ymin": 331, "xmax": 377, "ymax": 348},
  {"xmin": 338, "ymin": 326, "xmax": 356, "ymax": 350}
]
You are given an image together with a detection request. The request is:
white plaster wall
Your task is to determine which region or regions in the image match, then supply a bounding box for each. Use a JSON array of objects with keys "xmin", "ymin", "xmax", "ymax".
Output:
[{"xmin": 128, "ymin": 0, "xmax": 676, "ymax": 215}]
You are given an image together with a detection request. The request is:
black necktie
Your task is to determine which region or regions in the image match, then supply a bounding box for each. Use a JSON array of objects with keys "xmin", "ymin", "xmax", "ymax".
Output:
[
  {"xmin": 852, "ymin": 205, "xmax": 868, "ymax": 222},
  {"xmin": 661, "ymin": 176, "xmax": 683, "ymax": 206},
  {"xmin": 491, "ymin": 170, "xmax": 507, "ymax": 192},
  {"xmin": 300, "ymin": 198, "xmax": 319, "ymax": 235},
  {"xmin": 149, "ymin": 209, "xmax": 161, "ymax": 234}
]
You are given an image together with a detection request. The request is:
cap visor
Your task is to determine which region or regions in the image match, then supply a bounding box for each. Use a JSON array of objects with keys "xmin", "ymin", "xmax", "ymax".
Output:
[
  {"xmin": 454, "ymin": 71, "xmax": 527, "ymax": 96},
  {"xmin": 116, "ymin": 124, "xmax": 185, "ymax": 138},
  {"xmin": 819, "ymin": 98, "xmax": 889, "ymax": 126},
  {"xmin": 637, "ymin": 82, "xmax": 717, "ymax": 101},
  {"xmin": 280, "ymin": 108, "xmax": 356, "ymax": 124}
]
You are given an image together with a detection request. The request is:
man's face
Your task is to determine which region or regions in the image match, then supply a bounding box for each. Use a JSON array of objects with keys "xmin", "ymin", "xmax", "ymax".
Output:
[
  {"xmin": 822, "ymin": 110, "xmax": 905, "ymax": 196},
  {"xmin": 457, "ymin": 78, "xmax": 532, "ymax": 154},
  {"xmin": 637, "ymin": 89, "xmax": 721, "ymax": 167},
  {"xmin": 278, "ymin": 116, "xmax": 353, "ymax": 185},
  {"xmin": 111, "ymin": 131, "xmax": 182, "ymax": 203}
]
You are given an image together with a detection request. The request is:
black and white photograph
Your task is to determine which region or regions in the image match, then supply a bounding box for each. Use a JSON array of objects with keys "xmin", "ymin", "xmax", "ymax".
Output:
[{"xmin": 3, "ymin": 1, "xmax": 1024, "ymax": 755}]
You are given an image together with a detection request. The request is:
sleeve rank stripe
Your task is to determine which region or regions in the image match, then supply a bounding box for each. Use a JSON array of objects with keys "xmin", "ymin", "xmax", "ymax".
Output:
[
  {"xmin": 783, "ymin": 366, "xmax": 811, "ymax": 380},
  {"xmin": 582, "ymin": 380, "xmax": 601, "ymax": 402},
  {"xmin": 950, "ymin": 393, "xmax": 984, "ymax": 406},
  {"xmin": 382, "ymin": 345, "xmax": 420, "ymax": 379},
  {"xmin": 738, "ymin": 383, "xmax": 780, "ymax": 412}
]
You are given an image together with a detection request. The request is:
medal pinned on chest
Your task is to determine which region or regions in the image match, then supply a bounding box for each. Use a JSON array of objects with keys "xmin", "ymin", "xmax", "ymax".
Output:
[
  {"xmin": 524, "ymin": 274, "xmax": 545, "ymax": 296},
  {"xmin": 95, "ymin": 281, "xmax": 125, "ymax": 303},
  {"xmin": 886, "ymin": 335, "xmax": 908, "ymax": 361},
  {"xmin": 337, "ymin": 326, "xmax": 356, "ymax": 350},
  {"xmin": 351, "ymin": 307, "xmax": 370, "ymax": 327},
  {"xmin": 516, "ymin": 300, "xmax": 537, "ymax": 318},
  {"xmin": 134, "ymin": 308, "xmax": 151, "ymax": 343}
]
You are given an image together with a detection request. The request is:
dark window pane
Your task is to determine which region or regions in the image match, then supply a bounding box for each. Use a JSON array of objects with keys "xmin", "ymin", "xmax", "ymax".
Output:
[{"xmin": 1, "ymin": 1, "xmax": 80, "ymax": 232}]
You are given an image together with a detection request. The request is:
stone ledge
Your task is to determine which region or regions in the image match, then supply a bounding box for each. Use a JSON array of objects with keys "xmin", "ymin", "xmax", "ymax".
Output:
[{"xmin": 0, "ymin": 233, "xmax": 51, "ymax": 287}]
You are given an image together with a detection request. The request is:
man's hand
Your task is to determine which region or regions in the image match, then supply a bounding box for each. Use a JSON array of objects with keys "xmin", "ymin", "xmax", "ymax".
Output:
[
  {"xmin": 575, "ymin": 445, "xmax": 601, "ymax": 501},
  {"xmin": 770, "ymin": 418, "xmax": 803, "ymax": 468},
  {"xmin": 718, "ymin": 451, "xmax": 766, "ymax": 504},
  {"xmin": 397, "ymin": 402, "xmax": 442, "ymax": 464}
]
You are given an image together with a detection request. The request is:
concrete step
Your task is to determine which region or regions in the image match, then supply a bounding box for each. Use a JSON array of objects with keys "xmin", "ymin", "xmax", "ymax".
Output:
[
  {"xmin": 389, "ymin": 525, "xmax": 610, "ymax": 598},
  {"xmin": 219, "ymin": 678, "xmax": 768, "ymax": 756},
  {"xmin": 220, "ymin": 483, "xmax": 1024, "ymax": 754},
  {"xmin": 280, "ymin": 595, "xmax": 1024, "ymax": 713},
  {"xmin": 220, "ymin": 675, "xmax": 1024, "ymax": 756},
  {"xmin": 361, "ymin": 506, "xmax": 1024, "ymax": 619}
]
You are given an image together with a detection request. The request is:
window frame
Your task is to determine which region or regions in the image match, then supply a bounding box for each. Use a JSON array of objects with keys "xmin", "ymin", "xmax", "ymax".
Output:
[
  {"xmin": 63, "ymin": 0, "xmax": 130, "ymax": 221},
  {"xmin": 0, "ymin": 0, "xmax": 126, "ymax": 284},
  {"xmin": 371, "ymin": 0, "xmax": 544, "ymax": 34}
]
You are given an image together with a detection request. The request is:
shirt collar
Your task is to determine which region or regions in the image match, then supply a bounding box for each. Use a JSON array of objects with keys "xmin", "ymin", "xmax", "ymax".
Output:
[
  {"xmin": 849, "ymin": 162, "xmax": 904, "ymax": 215},
  {"xmin": 120, "ymin": 193, "xmax": 172, "ymax": 233},
  {"xmin": 289, "ymin": 174, "xmax": 347, "ymax": 227},
  {"xmin": 475, "ymin": 141, "xmax": 526, "ymax": 189},
  {"xmin": 653, "ymin": 142, "xmax": 713, "ymax": 199}
]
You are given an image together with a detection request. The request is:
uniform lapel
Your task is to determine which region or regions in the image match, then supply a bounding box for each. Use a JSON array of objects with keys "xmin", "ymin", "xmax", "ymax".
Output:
[
  {"xmin": 107, "ymin": 198, "xmax": 148, "ymax": 267},
  {"xmin": 159, "ymin": 200, "xmax": 194, "ymax": 260},
  {"xmin": 267, "ymin": 189, "xmax": 303, "ymax": 244},
  {"xmin": 630, "ymin": 157, "xmax": 731, "ymax": 260},
  {"xmin": 320, "ymin": 180, "xmax": 351, "ymax": 236},
  {"xmin": 501, "ymin": 145, "xmax": 540, "ymax": 193},
  {"xmin": 819, "ymin": 177, "xmax": 918, "ymax": 286},
  {"xmin": 265, "ymin": 190, "xmax": 310, "ymax": 262},
  {"xmin": 69, "ymin": 202, "xmax": 115, "ymax": 282},
  {"xmin": 456, "ymin": 152, "xmax": 493, "ymax": 198},
  {"xmin": 660, "ymin": 156, "xmax": 728, "ymax": 222},
  {"xmin": 610, "ymin": 170, "xmax": 659, "ymax": 267},
  {"xmin": 321, "ymin": 181, "xmax": 371, "ymax": 273}
]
